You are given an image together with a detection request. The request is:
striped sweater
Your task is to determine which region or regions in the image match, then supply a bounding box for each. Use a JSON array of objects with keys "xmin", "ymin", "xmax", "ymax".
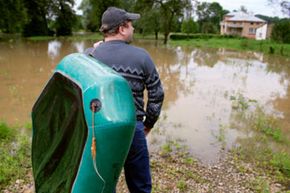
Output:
[{"xmin": 85, "ymin": 40, "xmax": 164, "ymax": 128}]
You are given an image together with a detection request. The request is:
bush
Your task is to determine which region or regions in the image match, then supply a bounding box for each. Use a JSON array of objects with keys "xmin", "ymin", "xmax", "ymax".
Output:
[
  {"xmin": 0, "ymin": 122, "xmax": 15, "ymax": 140},
  {"xmin": 169, "ymin": 33, "xmax": 244, "ymax": 40},
  {"xmin": 169, "ymin": 33, "xmax": 219, "ymax": 40},
  {"xmin": 271, "ymin": 19, "xmax": 290, "ymax": 44}
]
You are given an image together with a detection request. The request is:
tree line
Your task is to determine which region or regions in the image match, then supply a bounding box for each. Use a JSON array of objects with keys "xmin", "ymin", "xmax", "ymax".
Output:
[
  {"xmin": 0, "ymin": 0, "xmax": 77, "ymax": 36},
  {"xmin": 0, "ymin": 0, "xmax": 289, "ymax": 43}
]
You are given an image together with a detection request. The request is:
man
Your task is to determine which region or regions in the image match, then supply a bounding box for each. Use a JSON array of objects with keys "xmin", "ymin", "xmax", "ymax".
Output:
[{"xmin": 85, "ymin": 7, "xmax": 164, "ymax": 193}]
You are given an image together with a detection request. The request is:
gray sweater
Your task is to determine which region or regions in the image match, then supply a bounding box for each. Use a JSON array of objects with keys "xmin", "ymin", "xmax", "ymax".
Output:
[{"xmin": 85, "ymin": 40, "xmax": 164, "ymax": 128}]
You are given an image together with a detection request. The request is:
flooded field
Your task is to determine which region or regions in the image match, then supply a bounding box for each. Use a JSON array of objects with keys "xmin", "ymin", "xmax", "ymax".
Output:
[{"xmin": 0, "ymin": 38, "xmax": 289, "ymax": 164}]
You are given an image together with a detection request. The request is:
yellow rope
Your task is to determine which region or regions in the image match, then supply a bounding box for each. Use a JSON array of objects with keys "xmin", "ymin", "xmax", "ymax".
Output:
[{"xmin": 91, "ymin": 104, "xmax": 106, "ymax": 192}]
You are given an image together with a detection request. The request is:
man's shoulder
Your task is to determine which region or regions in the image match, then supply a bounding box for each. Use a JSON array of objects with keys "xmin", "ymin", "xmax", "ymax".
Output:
[{"xmin": 126, "ymin": 44, "xmax": 149, "ymax": 57}]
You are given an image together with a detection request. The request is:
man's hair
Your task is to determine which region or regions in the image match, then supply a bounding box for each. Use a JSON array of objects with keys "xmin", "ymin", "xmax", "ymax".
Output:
[{"xmin": 102, "ymin": 20, "xmax": 130, "ymax": 37}]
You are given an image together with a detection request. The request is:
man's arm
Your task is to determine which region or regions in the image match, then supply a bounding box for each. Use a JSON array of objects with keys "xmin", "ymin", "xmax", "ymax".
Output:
[{"xmin": 143, "ymin": 55, "xmax": 164, "ymax": 130}]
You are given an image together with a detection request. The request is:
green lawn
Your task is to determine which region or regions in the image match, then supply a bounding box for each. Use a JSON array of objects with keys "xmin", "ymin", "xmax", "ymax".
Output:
[{"xmin": 169, "ymin": 38, "xmax": 290, "ymax": 58}]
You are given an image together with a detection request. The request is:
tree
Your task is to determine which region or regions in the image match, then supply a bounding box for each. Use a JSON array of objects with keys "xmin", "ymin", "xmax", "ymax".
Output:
[
  {"xmin": 22, "ymin": 0, "xmax": 50, "ymax": 36},
  {"xmin": 0, "ymin": 0, "xmax": 27, "ymax": 33},
  {"xmin": 136, "ymin": 7, "xmax": 161, "ymax": 39},
  {"xmin": 271, "ymin": 19, "xmax": 290, "ymax": 43},
  {"xmin": 155, "ymin": 0, "xmax": 193, "ymax": 44},
  {"xmin": 49, "ymin": 0, "xmax": 76, "ymax": 36},
  {"xmin": 196, "ymin": 2, "xmax": 228, "ymax": 34},
  {"xmin": 268, "ymin": 0, "xmax": 290, "ymax": 17},
  {"xmin": 181, "ymin": 18, "xmax": 198, "ymax": 35},
  {"xmin": 80, "ymin": 0, "xmax": 121, "ymax": 32},
  {"xmin": 239, "ymin": 5, "xmax": 248, "ymax": 13},
  {"xmin": 255, "ymin": 14, "xmax": 280, "ymax": 23}
]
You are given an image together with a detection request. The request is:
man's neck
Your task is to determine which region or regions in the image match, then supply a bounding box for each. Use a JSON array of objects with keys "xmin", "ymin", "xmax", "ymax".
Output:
[{"xmin": 104, "ymin": 35, "xmax": 125, "ymax": 42}]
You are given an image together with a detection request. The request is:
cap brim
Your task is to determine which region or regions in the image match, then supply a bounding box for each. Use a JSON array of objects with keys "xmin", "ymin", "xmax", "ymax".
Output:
[{"xmin": 126, "ymin": 13, "xmax": 140, "ymax": 20}]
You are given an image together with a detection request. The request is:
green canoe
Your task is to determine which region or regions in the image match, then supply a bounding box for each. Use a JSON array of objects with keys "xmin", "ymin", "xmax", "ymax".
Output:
[{"xmin": 32, "ymin": 53, "xmax": 136, "ymax": 193}]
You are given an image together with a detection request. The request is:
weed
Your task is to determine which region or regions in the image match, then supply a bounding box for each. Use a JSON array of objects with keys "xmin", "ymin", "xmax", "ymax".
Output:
[
  {"xmin": 271, "ymin": 152, "xmax": 290, "ymax": 178},
  {"xmin": 229, "ymin": 92, "xmax": 290, "ymax": 185},
  {"xmin": 0, "ymin": 123, "xmax": 31, "ymax": 190},
  {"xmin": 177, "ymin": 179, "xmax": 187, "ymax": 191},
  {"xmin": 0, "ymin": 122, "xmax": 15, "ymax": 140},
  {"xmin": 254, "ymin": 112, "xmax": 283, "ymax": 143},
  {"xmin": 248, "ymin": 177, "xmax": 270, "ymax": 193},
  {"xmin": 161, "ymin": 143, "xmax": 172, "ymax": 155}
]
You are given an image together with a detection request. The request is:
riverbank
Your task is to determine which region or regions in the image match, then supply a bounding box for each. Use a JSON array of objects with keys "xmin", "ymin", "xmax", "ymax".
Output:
[
  {"xmin": 2, "ymin": 32, "xmax": 289, "ymax": 58},
  {"xmin": 169, "ymin": 37, "xmax": 290, "ymax": 58},
  {"xmin": 2, "ymin": 145, "xmax": 289, "ymax": 193},
  {"xmin": 1, "ymin": 105, "xmax": 290, "ymax": 193}
]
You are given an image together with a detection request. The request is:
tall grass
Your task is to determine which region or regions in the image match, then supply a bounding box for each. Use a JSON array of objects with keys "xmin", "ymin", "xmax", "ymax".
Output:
[
  {"xmin": 229, "ymin": 94, "xmax": 290, "ymax": 185},
  {"xmin": 0, "ymin": 122, "xmax": 31, "ymax": 190}
]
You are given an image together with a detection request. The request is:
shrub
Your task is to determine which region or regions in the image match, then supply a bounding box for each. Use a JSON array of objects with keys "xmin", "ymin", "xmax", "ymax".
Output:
[
  {"xmin": 271, "ymin": 19, "xmax": 290, "ymax": 44},
  {"xmin": 0, "ymin": 122, "xmax": 15, "ymax": 140}
]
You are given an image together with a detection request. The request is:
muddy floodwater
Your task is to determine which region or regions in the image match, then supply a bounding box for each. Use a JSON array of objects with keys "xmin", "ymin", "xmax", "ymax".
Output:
[{"xmin": 0, "ymin": 38, "xmax": 289, "ymax": 164}]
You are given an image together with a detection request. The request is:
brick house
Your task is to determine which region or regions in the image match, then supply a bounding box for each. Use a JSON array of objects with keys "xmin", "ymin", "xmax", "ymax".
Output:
[{"xmin": 220, "ymin": 12, "xmax": 267, "ymax": 39}]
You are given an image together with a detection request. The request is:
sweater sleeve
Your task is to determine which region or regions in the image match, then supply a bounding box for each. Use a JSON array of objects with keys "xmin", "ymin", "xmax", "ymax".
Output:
[{"xmin": 143, "ymin": 54, "xmax": 164, "ymax": 129}]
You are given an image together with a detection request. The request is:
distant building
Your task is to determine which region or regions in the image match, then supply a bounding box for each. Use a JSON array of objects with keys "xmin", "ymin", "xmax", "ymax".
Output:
[{"xmin": 220, "ymin": 12, "xmax": 270, "ymax": 40}]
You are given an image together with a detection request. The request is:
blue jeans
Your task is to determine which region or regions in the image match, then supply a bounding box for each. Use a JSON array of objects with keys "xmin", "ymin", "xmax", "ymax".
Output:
[{"xmin": 123, "ymin": 121, "xmax": 152, "ymax": 193}]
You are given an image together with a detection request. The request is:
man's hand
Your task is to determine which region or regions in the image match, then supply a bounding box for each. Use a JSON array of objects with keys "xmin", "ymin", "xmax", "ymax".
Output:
[
  {"xmin": 93, "ymin": 40, "xmax": 103, "ymax": 48},
  {"xmin": 144, "ymin": 127, "xmax": 151, "ymax": 137}
]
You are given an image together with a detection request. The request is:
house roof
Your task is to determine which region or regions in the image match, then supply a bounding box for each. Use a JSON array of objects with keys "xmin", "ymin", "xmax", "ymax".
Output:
[{"xmin": 225, "ymin": 12, "xmax": 266, "ymax": 23}]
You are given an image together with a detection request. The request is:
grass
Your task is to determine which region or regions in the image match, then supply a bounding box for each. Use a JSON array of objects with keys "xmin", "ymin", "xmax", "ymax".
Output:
[
  {"xmin": 25, "ymin": 33, "xmax": 103, "ymax": 41},
  {"xmin": 16, "ymin": 32, "xmax": 157, "ymax": 42},
  {"xmin": 170, "ymin": 38, "xmax": 290, "ymax": 58},
  {"xmin": 229, "ymin": 93, "xmax": 290, "ymax": 186},
  {"xmin": 3, "ymin": 32, "xmax": 289, "ymax": 58},
  {"xmin": 0, "ymin": 122, "xmax": 31, "ymax": 191}
]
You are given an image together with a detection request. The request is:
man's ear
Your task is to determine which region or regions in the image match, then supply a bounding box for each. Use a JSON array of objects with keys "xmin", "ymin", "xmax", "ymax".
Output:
[{"xmin": 118, "ymin": 26, "xmax": 126, "ymax": 36}]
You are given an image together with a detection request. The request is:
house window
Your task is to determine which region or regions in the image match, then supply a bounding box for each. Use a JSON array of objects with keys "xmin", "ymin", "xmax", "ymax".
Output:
[{"xmin": 249, "ymin": 28, "xmax": 256, "ymax": 34}]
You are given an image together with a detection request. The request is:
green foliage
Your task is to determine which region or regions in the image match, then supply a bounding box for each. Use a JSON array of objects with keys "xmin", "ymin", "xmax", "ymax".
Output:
[
  {"xmin": 201, "ymin": 22, "xmax": 218, "ymax": 34},
  {"xmin": 80, "ymin": 0, "xmax": 121, "ymax": 32},
  {"xmin": 254, "ymin": 115, "xmax": 283, "ymax": 142},
  {"xmin": 177, "ymin": 179, "xmax": 187, "ymax": 191},
  {"xmin": 54, "ymin": 1, "xmax": 76, "ymax": 36},
  {"xmin": 255, "ymin": 14, "xmax": 280, "ymax": 23},
  {"xmin": 169, "ymin": 33, "xmax": 220, "ymax": 40},
  {"xmin": 196, "ymin": 2, "xmax": 228, "ymax": 33},
  {"xmin": 170, "ymin": 37, "xmax": 290, "ymax": 58},
  {"xmin": 271, "ymin": 152, "xmax": 290, "ymax": 177},
  {"xmin": 0, "ymin": 0, "xmax": 27, "ymax": 33},
  {"xmin": 135, "ymin": 6, "xmax": 161, "ymax": 39},
  {"xmin": 181, "ymin": 19, "xmax": 198, "ymax": 35},
  {"xmin": 0, "ymin": 122, "xmax": 15, "ymax": 140},
  {"xmin": 155, "ymin": 0, "xmax": 192, "ymax": 44},
  {"xmin": 229, "ymin": 93, "xmax": 290, "ymax": 184},
  {"xmin": 248, "ymin": 177, "xmax": 271, "ymax": 193},
  {"xmin": 271, "ymin": 19, "xmax": 290, "ymax": 44},
  {"xmin": 0, "ymin": 0, "xmax": 77, "ymax": 36},
  {"xmin": 22, "ymin": 0, "xmax": 50, "ymax": 36},
  {"xmin": 0, "ymin": 123, "xmax": 31, "ymax": 189}
]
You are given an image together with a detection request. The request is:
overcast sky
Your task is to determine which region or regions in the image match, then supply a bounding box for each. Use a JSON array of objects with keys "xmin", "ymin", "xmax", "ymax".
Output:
[
  {"xmin": 74, "ymin": 0, "xmax": 286, "ymax": 18},
  {"xmin": 199, "ymin": 0, "xmax": 285, "ymax": 17}
]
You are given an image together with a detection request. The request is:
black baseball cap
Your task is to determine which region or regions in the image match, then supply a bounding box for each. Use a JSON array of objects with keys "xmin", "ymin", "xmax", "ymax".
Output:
[{"xmin": 99, "ymin": 7, "xmax": 140, "ymax": 32}]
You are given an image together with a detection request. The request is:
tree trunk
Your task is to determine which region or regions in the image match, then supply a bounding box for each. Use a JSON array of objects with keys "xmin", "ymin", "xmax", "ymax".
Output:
[
  {"xmin": 163, "ymin": 32, "xmax": 169, "ymax": 44},
  {"xmin": 155, "ymin": 31, "xmax": 158, "ymax": 40}
]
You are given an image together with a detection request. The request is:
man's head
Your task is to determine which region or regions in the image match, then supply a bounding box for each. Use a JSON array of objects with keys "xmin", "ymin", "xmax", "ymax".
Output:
[{"xmin": 99, "ymin": 7, "xmax": 140, "ymax": 42}]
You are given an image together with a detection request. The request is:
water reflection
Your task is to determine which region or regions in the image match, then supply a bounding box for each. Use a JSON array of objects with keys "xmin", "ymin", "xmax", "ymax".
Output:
[
  {"xmin": 48, "ymin": 40, "xmax": 62, "ymax": 60},
  {"xmin": 0, "ymin": 39, "xmax": 289, "ymax": 164},
  {"xmin": 145, "ymin": 45, "xmax": 290, "ymax": 163},
  {"xmin": 73, "ymin": 41, "xmax": 86, "ymax": 53}
]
